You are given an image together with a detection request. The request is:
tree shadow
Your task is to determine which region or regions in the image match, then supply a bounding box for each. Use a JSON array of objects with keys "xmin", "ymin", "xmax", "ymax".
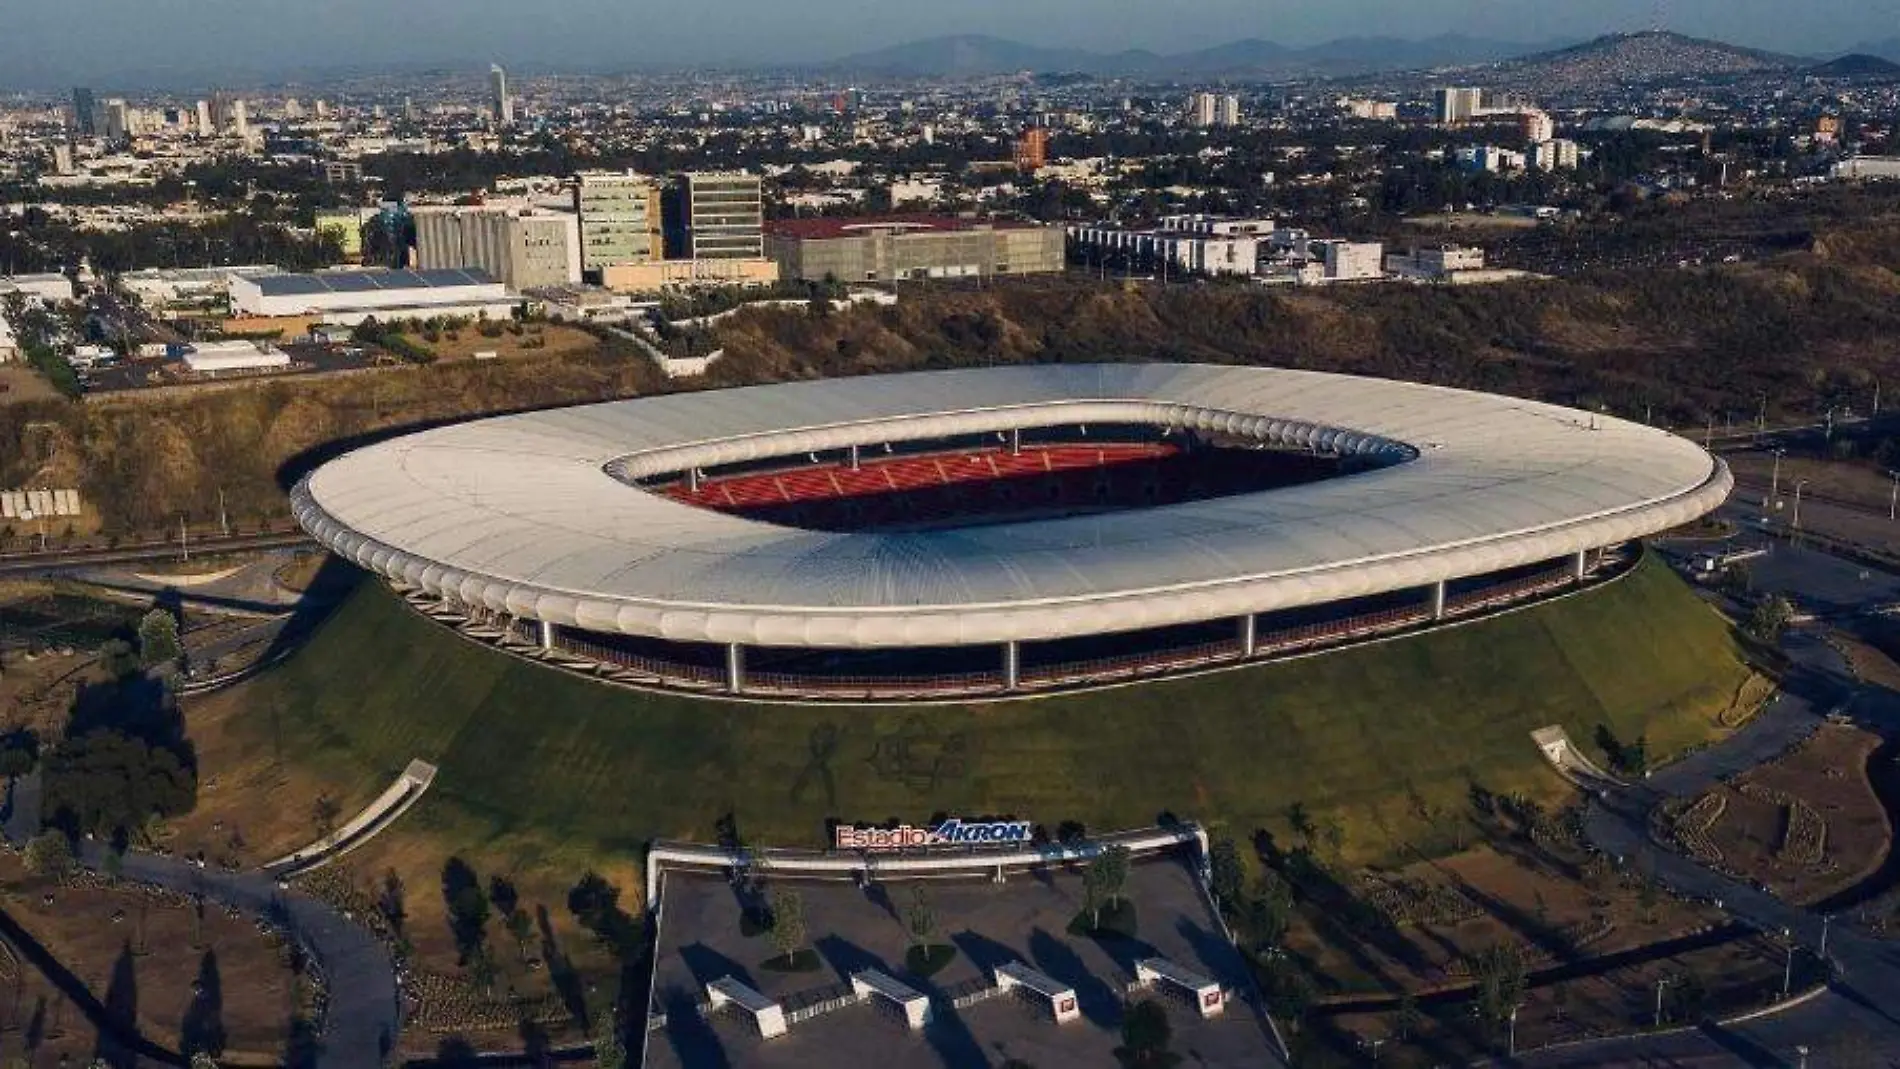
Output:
[
  {"xmin": 678, "ymin": 941, "xmax": 757, "ymax": 990},
  {"xmin": 660, "ymin": 983, "xmax": 732, "ymax": 1069},
  {"xmin": 535, "ymin": 903, "xmax": 588, "ymax": 1031},
  {"xmin": 813, "ymin": 933, "xmax": 893, "ymax": 985},
  {"xmin": 93, "ymin": 940, "xmax": 138, "ymax": 1069},
  {"xmin": 1026, "ymin": 926, "xmax": 1118, "ymax": 1029},
  {"xmin": 180, "ymin": 947, "xmax": 226, "ymax": 1058}
]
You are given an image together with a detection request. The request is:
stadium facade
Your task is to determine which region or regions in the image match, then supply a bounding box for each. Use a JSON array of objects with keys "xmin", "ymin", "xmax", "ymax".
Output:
[{"xmin": 292, "ymin": 364, "xmax": 1732, "ymax": 700}]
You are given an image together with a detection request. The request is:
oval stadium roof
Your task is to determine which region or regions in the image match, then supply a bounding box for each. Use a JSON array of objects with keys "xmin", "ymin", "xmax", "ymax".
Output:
[{"xmin": 293, "ymin": 364, "xmax": 1731, "ymax": 648}]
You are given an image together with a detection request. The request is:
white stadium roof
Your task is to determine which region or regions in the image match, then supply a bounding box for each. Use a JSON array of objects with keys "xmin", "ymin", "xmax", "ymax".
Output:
[{"xmin": 293, "ymin": 364, "xmax": 1731, "ymax": 648}]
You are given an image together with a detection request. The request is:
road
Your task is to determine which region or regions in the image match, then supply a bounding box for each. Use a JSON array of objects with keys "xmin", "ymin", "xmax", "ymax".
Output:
[
  {"xmin": 1511, "ymin": 538, "xmax": 1900, "ymax": 1067},
  {"xmin": 2, "ymin": 770, "xmax": 401, "ymax": 1067}
]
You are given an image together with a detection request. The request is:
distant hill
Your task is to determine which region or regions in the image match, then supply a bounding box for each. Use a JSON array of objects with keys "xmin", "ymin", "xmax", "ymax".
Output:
[
  {"xmin": 1807, "ymin": 53, "xmax": 1900, "ymax": 78},
  {"xmin": 1494, "ymin": 30, "xmax": 1797, "ymax": 89},
  {"xmin": 824, "ymin": 32, "xmax": 1553, "ymax": 79},
  {"xmin": 1844, "ymin": 37, "xmax": 1900, "ymax": 64}
]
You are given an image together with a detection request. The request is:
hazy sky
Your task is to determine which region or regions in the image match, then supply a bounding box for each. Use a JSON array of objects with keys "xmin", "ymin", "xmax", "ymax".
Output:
[{"xmin": 4, "ymin": 0, "xmax": 1899, "ymax": 89}]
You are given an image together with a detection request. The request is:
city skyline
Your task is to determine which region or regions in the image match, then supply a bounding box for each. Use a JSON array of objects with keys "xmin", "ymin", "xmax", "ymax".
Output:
[{"xmin": 5, "ymin": 0, "xmax": 1900, "ymax": 90}]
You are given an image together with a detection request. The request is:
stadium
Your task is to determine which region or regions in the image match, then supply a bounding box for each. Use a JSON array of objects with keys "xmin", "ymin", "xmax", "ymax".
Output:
[{"xmin": 290, "ymin": 363, "xmax": 1733, "ymax": 701}]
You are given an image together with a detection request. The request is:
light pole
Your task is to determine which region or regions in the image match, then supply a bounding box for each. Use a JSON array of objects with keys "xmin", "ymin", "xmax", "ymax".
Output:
[
  {"xmin": 1363, "ymin": 1036, "xmax": 1385, "ymax": 1064},
  {"xmin": 1770, "ymin": 448, "xmax": 1785, "ymax": 510},
  {"xmin": 1781, "ymin": 926, "xmax": 1794, "ymax": 998},
  {"xmin": 1889, "ymin": 474, "xmax": 1897, "ymax": 522},
  {"xmin": 1797, "ymin": 1045, "xmax": 1810, "ymax": 1069},
  {"xmin": 1793, "ymin": 480, "xmax": 1808, "ymax": 533},
  {"xmin": 1821, "ymin": 913, "xmax": 1832, "ymax": 958},
  {"xmin": 1757, "ymin": 392, "xmax": 1768, "ymax": 435},
  {"xmin": 1654, "ymin": 976, "xmax": 1672, "ymax": 1027},
  {"xmin": 1508, "ymin": 1004, "xmax": 1519, "ymax": 1057}
]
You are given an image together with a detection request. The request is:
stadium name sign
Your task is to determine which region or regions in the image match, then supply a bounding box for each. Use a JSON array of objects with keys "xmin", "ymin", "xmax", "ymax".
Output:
[{"xmin": 834, "ymin": 818, "xmax": 1033, "ymax": 852}]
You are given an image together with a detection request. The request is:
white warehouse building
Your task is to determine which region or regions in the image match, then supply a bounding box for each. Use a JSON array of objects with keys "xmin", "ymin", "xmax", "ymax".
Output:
[{"xmin": 229, "ymin": 269, "xmax": 518, "ymax": 326}]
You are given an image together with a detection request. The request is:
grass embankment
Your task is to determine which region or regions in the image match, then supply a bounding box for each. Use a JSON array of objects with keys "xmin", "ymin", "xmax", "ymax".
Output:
[{"xmin": 189, "ymin": 554, "xmax": 1749, "ymax": 874}]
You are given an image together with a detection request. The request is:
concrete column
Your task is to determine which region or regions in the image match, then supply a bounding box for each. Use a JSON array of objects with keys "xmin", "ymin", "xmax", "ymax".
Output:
[
  {"xmin": 1009, "ymin": 427, "xmax": 1022, "ymax": 456},
  {"xmin": 726, "ymin": 644, "xmax": 747, "ymax": 694},
  {"xmin": 688, "ymin": 467, "xmax": 702, "ymax": 493},
  {"xmin": 1431, "ymin": 580, "xmax": 1447, "ymax": 621},
  {"xmin": 1239, "ymin": 614, "xmax": 1258, "ymax": 657},
  {"xmin": 1572, "ymin": 549, "xmax": 1588, "ymax": 582},
  {"xmin": 539, "ymin": 618, "xmax": 555, "ymax": 651},
  {"xmin": 849, "ymin": 444, "xmax": 861, "ymax": 470},
  {"xmin": 1003, "ymin": 641, "xmax": 1021, "ymax": 691}
]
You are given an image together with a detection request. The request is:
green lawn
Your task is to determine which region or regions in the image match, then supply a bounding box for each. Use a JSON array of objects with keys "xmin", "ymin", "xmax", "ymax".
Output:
[{"xmin": 204, "ymin": 555, "xmax": 1751, "ymax": 870}]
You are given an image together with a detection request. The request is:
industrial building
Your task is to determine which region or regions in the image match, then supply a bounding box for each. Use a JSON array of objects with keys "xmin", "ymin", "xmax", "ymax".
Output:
[
  {"xmin": 573, "ymin": 171, "xmax": 664, "ymax": 279},
  {"xmin": 1832, "ymin": 156, "xmax": 1900, "ymax": 180},
  {"xmin": 666, "ymin": 172, "xmax": 765, "ymax": 260},
  {"xmin": 180, "ymin": 339, "xmax": 292, "ymax": 376},
  {"xmin": 411, "ymin": 206, "xmax": 581, "ymax": 291},
  {"xmin": 765, "ymin": 215, "xmax": 1064, "ymax": 283},
  {"xmin": 119, "ymin": 265, "xmax": 280, "ymax": 315},
  {"xmin": 228, "ymin": 269, "xmax": 516, "ymax": 325}
]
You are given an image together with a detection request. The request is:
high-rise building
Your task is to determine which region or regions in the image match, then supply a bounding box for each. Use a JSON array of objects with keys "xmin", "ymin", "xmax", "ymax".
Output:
[
  {"xmin": 573, "ymin": 171, "xmax": 663, "ymax": 279},
  {"xmin": 70, "ymin": 87, "xmax": 96, "ymax": 136},
  {"xmin": 101, "ymin": 98, "xmax": 131, "ymax": 143},
  {"xmin": 1434, "ymin": 87, "xmax": 1484, "ymax": 124},
  {"xmin": 412, "ymin": 206, "xmax": 581, "ymax": 291},
  {"xmin": 490, "ymin": 64, "xmax": 514, "ymax": 126},
  {"xmin": 231, "ymin": 99, "xmax": 250, "ymax": 141},
  {"xmin": 50, "ymin": 143, "xmax": 74, "ymax": 176},
  {"xmin": 195, "ymin": 100, "xmax": 213, "ymax": 137},
  {"xmin": 667, "ymin": 172, "xmax": 764, "ymax": 260},
  {"xmin": 1519, "ymin": 110, "xmax": 1555, "ymax": 144},
  {"xmin": 1013, "ymin": 127, "xmax": 1050, "ymax": 171},
  {"xmin": 1188, "ymin": 92, "xmax": 1241, "ymax": 128}
]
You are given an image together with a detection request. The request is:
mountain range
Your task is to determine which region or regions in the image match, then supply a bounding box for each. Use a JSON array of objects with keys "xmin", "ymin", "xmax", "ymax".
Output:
[{"xmin": 822, "ymin": 32, "xmax": 1564, "ymax": 79}]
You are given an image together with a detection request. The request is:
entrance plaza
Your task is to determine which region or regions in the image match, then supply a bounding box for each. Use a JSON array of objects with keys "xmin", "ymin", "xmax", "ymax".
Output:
[{"xmin": 642, "ymin": 849, "xmax": 1285, "ymax": 1068}]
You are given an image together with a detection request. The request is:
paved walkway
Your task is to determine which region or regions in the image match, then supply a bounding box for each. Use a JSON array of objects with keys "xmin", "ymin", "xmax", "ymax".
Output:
[
  {"xmin": 1523, "ymin": 542, "xmax": 1900, "ymax": 1065},
  {"xmin": 3, "ymin": 771, "xmax": 401, "ymax": 1067}
]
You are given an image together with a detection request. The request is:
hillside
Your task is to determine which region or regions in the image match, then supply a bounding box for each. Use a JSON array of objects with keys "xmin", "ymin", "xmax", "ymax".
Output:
[
  {"xmin": 1807, "ymin": 53, "xmax": 1900, "ymax": 78},
  {"xmin": 189, "ymin": 553, "xmax": 1749, "ymax": 875},
  {"xmin": 1495, "ymin": 30, "xmax": 1796, "ymax": 89},
  {"xmin": 824, "ymin": 32, "xmax": 1548, "ymax": 79},
  {"xmin": 9, "ymin": 204, "xmax": 1900, "ymax": 538}
]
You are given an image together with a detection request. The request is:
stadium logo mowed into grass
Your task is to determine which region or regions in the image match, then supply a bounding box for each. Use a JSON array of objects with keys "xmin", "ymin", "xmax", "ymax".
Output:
[{"xmin": 834, "ymin": 818, "xmax": 1032, "ymax": 851}]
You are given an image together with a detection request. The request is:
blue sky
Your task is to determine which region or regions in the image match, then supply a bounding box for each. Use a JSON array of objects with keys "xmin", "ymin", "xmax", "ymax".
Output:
[{"xmin": 4, "ymin": 0, "xmax": 1898, "ymax": 88}]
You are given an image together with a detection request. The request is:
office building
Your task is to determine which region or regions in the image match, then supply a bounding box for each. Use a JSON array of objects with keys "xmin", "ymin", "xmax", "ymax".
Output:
[
  {"xmin": 598, "ymin": 258, "xmax": 779, "ymax": 293},
  {"xmin": 1343, "ymin": 98, "xmax": 1398, "ymax": 120},
  {"xmin": 1434, "ymin": 87, "xmax": 1484, "ymax": 124},
  {"xmin": 323, "ymin": 161, "xmax": 365, "ymax": 184},
  {"xmin": 232, "ymin": 99, "xmax": 250, "ymax": 141},
  {"xmin": 1385, "ymin": 245, "xmax": 1485, "ymax": 280},
  {"xmin": 1068, "ymin": 216, "xmax": 1271, "ymax": 278},
  {"xmin": 412, "ymin": 206, "xmax": 581, "ymax": 292},
  {"xmin": 102, "ymin": 98, "xmax": 131, "ymax": 143},
  {"xmin": 766, "ymin": 215, "xmax": 1063, "ymax": 283},
  {"xmin": 50, "ymin": 143, "xmax": 73, "ymax": 175},
  {"xmin": 490, "ymin": 64, "xmax": 514, "ymax": 126},
  {"xmin": 70, "ymin": 87, "xmax": 96, "ymax": 136},
  {"xmin": 195, "ymin": 100, "xmax": 213, "ymax": 137},
  {"xmin": 1832, "ymin": 156, "xmax": 1900, "ymax": 180},
  {"xmin": 574, "ymin": 171, "xmax": 663, "ymax": 279},
  {"xmin": 1013, "ymin": 127, "xmax": 1050, "ymax": 171},
  {"xmin": 1318, "ymin": 240, "xmax": 1385, "ymax": 282},
  {"xmin": 667, "ymin": 172, "xmax": 764, "ymax": 260}
]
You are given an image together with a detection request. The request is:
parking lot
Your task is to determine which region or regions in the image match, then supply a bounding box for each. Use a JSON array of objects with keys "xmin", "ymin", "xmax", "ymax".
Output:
[{"xmin": 645, "ymin": 853, "xmax": 1281, "ymax": 1069}]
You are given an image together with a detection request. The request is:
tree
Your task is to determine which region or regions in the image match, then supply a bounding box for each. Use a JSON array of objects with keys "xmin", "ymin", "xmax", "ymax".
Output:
[
  {"xmin": 22, "ymin": 831, "xmax": 73, "ymax": 877},
  {"xmin": 1395, "ymin": 991, "xmax": 1423, "ymax": 1040},
  {"xmin": 1114, "ymin": 999, "xmax": 1180, "ymax": 1068},
  {"xmin": 1746, "ymin": 595, "xmax": 1795, "ymax": 643},
  {"xmin": 1471, "ymin": 943, "xmax": 1527, "ymax": 1030},
  {"xmin": 42, "ymin": 730, "xmax": 195, "ymax": 839},
  {"xmin": 441, "ymin": 858, "xmax": 491, "ymax": 965},
  {"xmin": 905, "ymin": 884, "xmax": 937, "ymax": 949},
  {"xmin": 1209, "ymin": 837, "xmax": 1244, "ymax": 911},
  {"xmin": 378, "ymin": 869, "xmax": 407, "ymax": 937},
  {"xmin": 137, "ymin": 609, "xmax": 181, "ymax": 668},
  {"xmin": 1084, "ymin": 844, "xmax": 1133, "ymax": 927},
  {"xmin": 0, "ymin": 730, "xmax": 39, "ymax": 779},
  {"xmin": 769, "ymin": 888, "xmax": 806, "ymax": 965},
  {"xmin": 591, "ymin": 1007, "xmax": 626, "ymax": 1069},
  {"xmin": 98, "ymin": 639, "xmax": 140, "ymax": 680}
]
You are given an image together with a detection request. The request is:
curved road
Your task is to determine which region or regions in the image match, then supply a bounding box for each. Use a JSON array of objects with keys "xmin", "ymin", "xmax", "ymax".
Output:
[
  {"xmin": 4, "ymin": 773, "xmax": 401, "ymax": 1067},
  {"xmin": 1514, "ymin": 532, "xmax": 1900, "ymax": 1066}
]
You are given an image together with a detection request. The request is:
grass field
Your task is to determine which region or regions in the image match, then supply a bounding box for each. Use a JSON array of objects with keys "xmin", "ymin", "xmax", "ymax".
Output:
[{"xmin": 186, "ymin": 554, "xmax": 1752, "ymax": 874}]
